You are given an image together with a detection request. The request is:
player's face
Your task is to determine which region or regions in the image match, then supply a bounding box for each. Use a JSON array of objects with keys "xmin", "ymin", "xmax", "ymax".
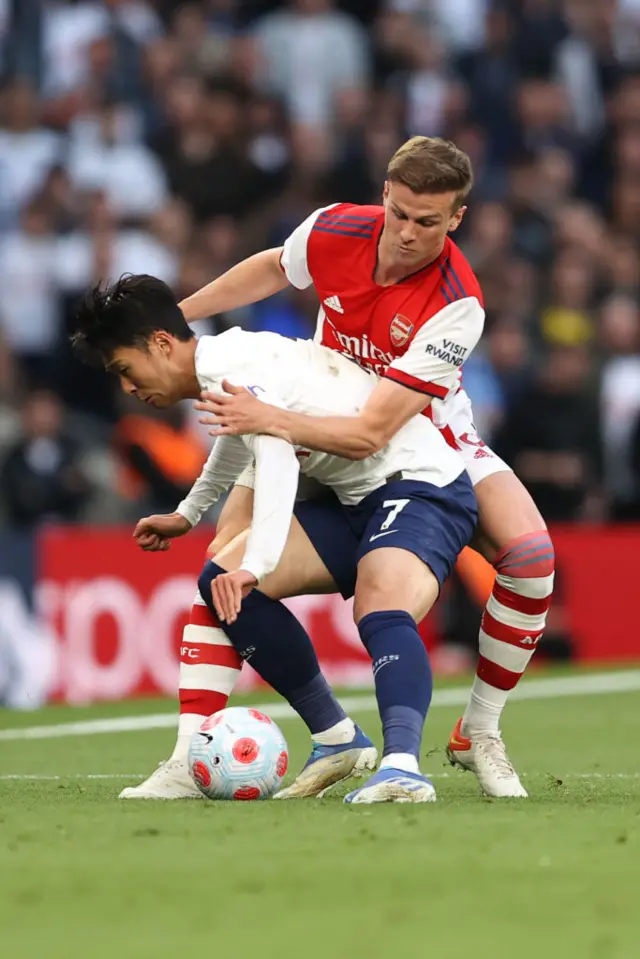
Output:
[
  {"xmin": 107, "ymin": 335, "xmax": 184, "ymax": 408},
  {"xmin": 382, "ymin": 182, "xmax": 466, "ymax": 267}
]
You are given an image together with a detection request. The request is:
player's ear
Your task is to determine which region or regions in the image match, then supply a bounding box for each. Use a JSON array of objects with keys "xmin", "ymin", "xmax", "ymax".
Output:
[
  {"xmin": 153, "ymin": 330, "xmax": 172, "ymax": 356},
  {"xmin": 448, "ymin": 205, "xmax": 467, "ymax": 232},
  {"xmin": 382, "ymin": 181, "xmax": 390, "ymax": 203}
]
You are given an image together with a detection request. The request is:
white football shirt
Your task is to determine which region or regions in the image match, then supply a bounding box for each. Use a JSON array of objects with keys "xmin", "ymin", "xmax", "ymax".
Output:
[{"xmin": 178, "ymin": 330, "xmax": 465, "ymax": 582}]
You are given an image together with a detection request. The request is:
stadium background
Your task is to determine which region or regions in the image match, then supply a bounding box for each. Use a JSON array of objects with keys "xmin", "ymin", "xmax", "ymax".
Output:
[{"xmin": 1, "ymin": 0, "xmax": 639, "ymax": 707}]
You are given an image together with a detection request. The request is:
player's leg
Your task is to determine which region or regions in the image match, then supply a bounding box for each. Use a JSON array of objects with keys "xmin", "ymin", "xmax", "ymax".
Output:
[
  {"xmin": 197, "ymin": 502, "xmax": 377, "ymax": 797},
  {"xmin": 343, "ymin": 474, "xmax": 478, "ymax": 805},
  {"xmin": 444, "ymin": 394, "xmax": 554, "ymax": 798},
  {"xmin": 447, "ymin": 470, "xmax": 554, "ymax": 797},
  {"xmin": 174, "ymin": 483, "xmax": 254, "ymax": 744},
  {"xmin": 173, "ymin": 470, "xmax": 332, "ymax": 755},
  {"xmin": 119, "ymin": 483, "xmax": 255, "ymax": 800}
]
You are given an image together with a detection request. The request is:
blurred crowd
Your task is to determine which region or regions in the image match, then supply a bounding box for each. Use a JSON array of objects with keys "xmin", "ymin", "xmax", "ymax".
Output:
[{"xmin": 1, "ymin": 0, "xmax": 640, "ymax": 531}]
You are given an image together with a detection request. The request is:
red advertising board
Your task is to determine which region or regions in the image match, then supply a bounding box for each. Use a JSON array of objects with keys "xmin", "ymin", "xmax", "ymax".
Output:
[
  {"xmin": 38, "ymin": 525, "xmax": 640, "ymax": 704},
  {"xmin": 39, "ymin": 527, "xmax": 408, "ymax": 703},
  {"xmin": 551, "ymin": 525, "xmax": 640, "ymax": 661}
]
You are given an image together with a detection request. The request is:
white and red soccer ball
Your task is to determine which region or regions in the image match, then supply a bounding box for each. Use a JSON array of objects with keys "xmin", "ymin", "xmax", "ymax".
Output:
[{"xmin": 188, "ymin": 706, "xmax": 289, "ymax": 800}]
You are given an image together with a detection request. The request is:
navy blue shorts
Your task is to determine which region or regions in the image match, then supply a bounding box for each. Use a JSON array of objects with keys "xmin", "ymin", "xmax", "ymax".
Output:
[{"xmin": 294, "ymin": 474, "xmax": 478, "ymax": 600}]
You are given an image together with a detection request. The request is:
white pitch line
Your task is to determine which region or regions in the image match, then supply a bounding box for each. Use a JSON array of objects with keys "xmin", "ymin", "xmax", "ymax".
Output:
[
  {"xmin": 1, "ymin": 670, "xmax": 640, "ymax": 742},
  {"xmin": 1, "ymin": 772, "xmax": 640, "ymax": 782},
  {"xmin": 0, "ymin": 773, "xmax": 146, "ymax": 781}
]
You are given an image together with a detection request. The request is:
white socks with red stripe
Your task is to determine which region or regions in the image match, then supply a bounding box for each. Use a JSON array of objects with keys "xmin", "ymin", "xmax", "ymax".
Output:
[
  {"xmin": 463, "ymin": 532, "xmax": 555, "ymax": 735},
  {"xmin": 169, "ymin": 591, "xmax": 243, "ymax": 762}
]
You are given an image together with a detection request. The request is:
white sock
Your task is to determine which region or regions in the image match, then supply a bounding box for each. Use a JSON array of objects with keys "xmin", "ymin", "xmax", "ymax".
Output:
[
  {"xmin": 312, "ymin": 717, "xmax": 356, "ymax": 746},
  {"xmin": 169, "ymin": 713, "xmax": 207, "ymax": 762},
  {"xmin": 462, "ymin": 685, "xmax": 504, "ymax": 735},
  {"xmin": 380, "ymin": 753, "xmax": 420, "ymax": 775}
]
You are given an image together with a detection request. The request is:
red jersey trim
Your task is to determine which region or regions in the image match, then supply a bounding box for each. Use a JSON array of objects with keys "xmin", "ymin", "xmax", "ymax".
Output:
[{"xmin": 384, "ymin": 368, "xmax": 449, "ymax": 399}]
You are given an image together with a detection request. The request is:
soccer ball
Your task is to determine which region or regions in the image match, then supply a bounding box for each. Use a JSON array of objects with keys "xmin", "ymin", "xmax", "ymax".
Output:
[{"xmin": 188, "ymin": 706, "xmax": 289, "ymax": 800}]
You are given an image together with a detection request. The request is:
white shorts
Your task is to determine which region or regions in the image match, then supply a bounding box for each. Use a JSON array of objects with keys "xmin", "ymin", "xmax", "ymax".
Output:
[
  {"xmin": 443, "ymin": 389, "xmax": 512, "ymax": 487},
  {"xmin": 234, "ymin": 390, "xmax": 512, "ymax": 493}
]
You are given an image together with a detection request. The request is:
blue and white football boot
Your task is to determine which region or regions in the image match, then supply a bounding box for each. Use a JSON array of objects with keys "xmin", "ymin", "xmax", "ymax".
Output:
[
  {"xmin": 344, "ymin": 766, "xmax": 436, "ymax": 804},
  {"xmin": 274, "ymin": 725, "xmax": 378, "ymax": 799}
]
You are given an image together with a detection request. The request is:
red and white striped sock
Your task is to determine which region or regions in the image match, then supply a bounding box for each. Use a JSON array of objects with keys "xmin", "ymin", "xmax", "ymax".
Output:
[
  {"xmin": 169, "ymin": 589, "xmax": 243, "ymax": 762},
  {"xmin": 463, "ymin": 532, "xmax": 555, "ymax": 735}
]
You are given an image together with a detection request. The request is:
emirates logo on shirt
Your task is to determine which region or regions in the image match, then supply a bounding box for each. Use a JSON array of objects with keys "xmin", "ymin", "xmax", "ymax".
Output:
[{"xmin": 390, "ymin": 314, "xmax": 414, "ymax": 347}]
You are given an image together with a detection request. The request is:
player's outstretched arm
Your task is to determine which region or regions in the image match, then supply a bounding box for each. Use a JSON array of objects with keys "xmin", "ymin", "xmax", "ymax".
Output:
[
  {"xmin": 176, "ymin": 435, "xmax": 253, "ymax": 528},
  {"xmin": 134, "ymin": 435, "xmax": 253, "ymax": 552},
  {"xmin": 197, "ymin": 378, "xmax": 431, "ymax": 460},
  {"xmin": 196, "ymin": 297, "xmax": 484, "ymax": 459},
  {"xmin": 211, "ymin": 435, "xmax": 300, "ymax": 623},
  {"xmin": 179, "ymin": 248, "xmax": 289, "ymax": 322}
]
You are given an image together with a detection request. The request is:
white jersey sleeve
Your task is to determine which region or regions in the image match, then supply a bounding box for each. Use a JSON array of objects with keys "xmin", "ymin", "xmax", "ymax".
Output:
[
  {"xmin": 176, "ymin": 435, "xmax": 252, "ymax": 527},
  {"xmin": 280, "ymin": 204, "xmax": 338, "ymax": 290},
  {"xmin": 194, "ymin": 335, "xmax": 302, "ymax": 583},
  {"xmin": 384, "ymin": 297, "xmax": 484, "ymax": 400},
  {"xmin": 238, "ymin": 433, "xmax": 300, "ymax": 584}
]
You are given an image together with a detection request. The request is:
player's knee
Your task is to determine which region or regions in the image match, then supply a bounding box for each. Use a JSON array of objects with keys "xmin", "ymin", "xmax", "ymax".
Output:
[
  {"xmin": 353, "ymin": 565, "xmax": 391, "ymax": 624},
  {"xmin": 353, "ymin": 591, "xmax": 393, "ymax": 625},
  {"xmin": 494, "ymin": 530, "xmax": 555, "ymax": 580}
]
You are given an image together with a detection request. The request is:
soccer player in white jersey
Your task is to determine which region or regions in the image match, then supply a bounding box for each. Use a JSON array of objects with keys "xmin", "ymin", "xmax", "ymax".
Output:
[{"xmin": 72, "ymin": 274, "xmax": 478, "ymax": 804}]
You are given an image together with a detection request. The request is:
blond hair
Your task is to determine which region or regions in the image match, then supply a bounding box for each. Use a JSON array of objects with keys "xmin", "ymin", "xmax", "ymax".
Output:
[{"xmin": 387, "ymin": 136, "xmax": 473, "ymax": 210}]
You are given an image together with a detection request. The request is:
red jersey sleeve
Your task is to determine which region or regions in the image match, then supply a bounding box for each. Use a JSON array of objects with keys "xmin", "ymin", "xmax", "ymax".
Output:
[
  {"xmin": 384, "ymin": 297, "xmax": 485, "ymax": 400},
  {"xmin": 279, "ymin": 204, "xmax": 339, "ymax": 289}
]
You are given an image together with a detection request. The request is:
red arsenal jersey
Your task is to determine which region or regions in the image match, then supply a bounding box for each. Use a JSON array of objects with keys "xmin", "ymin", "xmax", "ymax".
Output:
[{"xmin": 280, "ymin": 203, "xmax": 485, "ymax": 416}]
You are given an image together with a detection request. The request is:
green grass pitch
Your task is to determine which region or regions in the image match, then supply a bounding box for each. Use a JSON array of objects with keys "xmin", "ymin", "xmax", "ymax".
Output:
[{"xmin": 1, "ymin": 671, "xmax": 640, "ymax": 959}]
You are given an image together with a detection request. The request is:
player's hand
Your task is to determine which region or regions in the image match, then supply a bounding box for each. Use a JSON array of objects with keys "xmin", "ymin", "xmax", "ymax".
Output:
[
  {"xmin": 133, "ymin": 512, "xmax": 192, "ymax": 552},
  {"xmin": 195, "ymin": 381, "xmax": 291, "ymax": 440},
  {"xmin": 211, "ymin": 569, "xmax": 257, "ymax": 624}
]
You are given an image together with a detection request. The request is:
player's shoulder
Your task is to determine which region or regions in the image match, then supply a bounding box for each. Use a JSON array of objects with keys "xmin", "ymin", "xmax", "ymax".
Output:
[
  {"xmin": 438, "ymin": 237, "xmax": 484, "ymax": 308},
  {"xmin": 310, "ymin": 203, "xmax": 383, "ymax": 242},
  {"xmin": 195, "ymin": 328, "xmax": 251, "ymax": 374}
]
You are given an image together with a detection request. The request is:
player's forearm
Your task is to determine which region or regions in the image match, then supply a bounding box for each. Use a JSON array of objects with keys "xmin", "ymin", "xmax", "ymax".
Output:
[
  {"xmin": 240, "ymin": 436, "xmax": 300, "ymax": 582},
  {"xmin": 176, "ymin": 436, "xmax": 252, "ymax": 527},
  {"xmin": 179, "ymin": 248, "xmax": 289, "ymax": 322},
  {"xmin": 273, "ymin": 408, "xmax": 384, "ymax": 461},
  {"xmin": 273, "ymin": 376, "xmax": 436, "ymax": 459}
]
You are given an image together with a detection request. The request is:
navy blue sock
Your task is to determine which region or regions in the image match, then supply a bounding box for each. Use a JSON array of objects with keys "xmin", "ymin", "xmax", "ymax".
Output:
[
  {"xmin": 358, "ymin": 610, "xmax": 433, "ymax": 761},
  {"xmin": 197, "ymin": 562, "xmax": 347, "ymax": 736}
]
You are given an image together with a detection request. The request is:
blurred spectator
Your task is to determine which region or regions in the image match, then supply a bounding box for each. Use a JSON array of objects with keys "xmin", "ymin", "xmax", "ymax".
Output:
[
  {"xmin": 67, "ymin": 100, "xmax": 168, "ymax": 218},
  {"xmin": 151, "ymin": 74, "xmax": 271, "ymax": 220},
  {"xmin": 599, "ymin": 294, "xmax": 640, "ymax": 519},
  {"xmin": 41, "ymin": 0, "xmax": 162, "ymax": 102},
  {"xmin": 495, "ymin": 346, "xmax": 602, "ymax": 522},
  {"xmin": 0, "ymin": 196, "xmax": 62, "ymax": 388},
  {"xmin": 455, "ymin": 4, "xmax": 517, "ymax": 164},
  {"xmin": 1, "ymin": 391, "xmax": 91, "ymax": 528},
  {"xmin": 253, "ymin": 0, "xmax": 369, "ymax": 136},
  {"xmin": 114, "ymin": 402, "xmax": 207, "ymax": 514},
  {"xmin": 387, "ymin": 26, "xmax": 466, "ymax": 139},
  {"xmin": 0, "ymin": 78, "xmax": 64, "ymax": 227}
]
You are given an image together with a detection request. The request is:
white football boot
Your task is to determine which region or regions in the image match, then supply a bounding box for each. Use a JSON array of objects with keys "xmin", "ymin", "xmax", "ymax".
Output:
[
  {"xmin": 275, "ymin": 725, "xmax": 378, "ymax": 799},
  {"xmin": 446, "ymin": 719, "xmax": 528, "ymax": 798},
  {"xmin": 118, "ymin": 759, "xmax": 204, "ymax": 800},
  {"xmin": 345, "ymin": 767, "xmax": 436, "ymax": 804}
]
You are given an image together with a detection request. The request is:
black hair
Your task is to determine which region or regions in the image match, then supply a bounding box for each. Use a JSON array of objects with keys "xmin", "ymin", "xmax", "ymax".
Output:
[{"xmin": 71, "ymin": 274, "xmax": 194, "ymax": 367}]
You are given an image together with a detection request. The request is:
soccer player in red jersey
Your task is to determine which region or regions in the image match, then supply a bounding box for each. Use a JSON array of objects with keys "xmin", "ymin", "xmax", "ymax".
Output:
[{"xmin": 125, "ymin": 137, "xmax": 553, "ymax": 801}]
